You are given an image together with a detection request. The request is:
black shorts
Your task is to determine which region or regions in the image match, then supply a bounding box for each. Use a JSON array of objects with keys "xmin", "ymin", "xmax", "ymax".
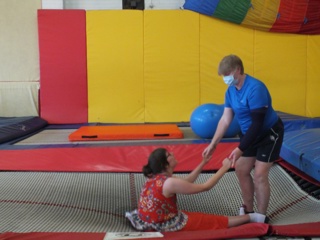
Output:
[{"xmin": 241, "ymin": 118, "xmax": 284, "ymax": 163}]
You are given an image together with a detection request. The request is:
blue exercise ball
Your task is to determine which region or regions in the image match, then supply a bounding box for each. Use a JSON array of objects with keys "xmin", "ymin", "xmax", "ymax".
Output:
[
  {"xmin": 224, "ymin": 115, "xmax": 241, "ymax": 138},
  {"xmin": 190, "ymin": 103, "xmax": 241, "ymax": 139},
  {"xmin": 190, "ymin": 103, "xmax": 223, "ymax": 139}
]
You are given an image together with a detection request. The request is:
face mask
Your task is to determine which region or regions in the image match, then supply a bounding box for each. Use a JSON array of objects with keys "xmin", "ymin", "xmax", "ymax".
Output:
[{"xmin": 223, "ymin": 74, "xmax": 238, "ymax": 86}]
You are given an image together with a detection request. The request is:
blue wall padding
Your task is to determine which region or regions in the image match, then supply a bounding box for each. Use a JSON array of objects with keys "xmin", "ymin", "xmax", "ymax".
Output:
[{"xmin": 280, "ymin": 128, "xmax": 320, "ymax": 182}]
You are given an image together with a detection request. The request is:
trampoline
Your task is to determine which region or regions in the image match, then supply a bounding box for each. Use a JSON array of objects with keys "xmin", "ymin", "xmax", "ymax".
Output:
[{"xmin": 0, "ymin": 115, "xmax": 320, "ymax": 239}]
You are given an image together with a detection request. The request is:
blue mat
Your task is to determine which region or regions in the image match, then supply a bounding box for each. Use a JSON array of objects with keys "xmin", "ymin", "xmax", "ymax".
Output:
[
  {"xmin": 280, "ymin": 128, "xmax": 320, "ymax": 182},
  {"xmin": 0, "ymin": 116, "xmax": 47, "ymax": 144},
  {"xmin": 277, "ymin": 111, "xmax": 320, "ymax": 132}
]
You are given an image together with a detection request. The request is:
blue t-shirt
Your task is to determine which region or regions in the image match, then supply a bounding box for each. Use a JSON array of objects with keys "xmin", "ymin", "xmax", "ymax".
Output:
[{"xmin": 225, "ymin": 74, "xmax": 278, "ymax": 135}]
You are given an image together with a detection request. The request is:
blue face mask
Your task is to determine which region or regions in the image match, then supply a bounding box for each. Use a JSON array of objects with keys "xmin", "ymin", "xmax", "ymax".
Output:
[{"xmin": 223, "ymin": 74, "xmax": 238, "ymax": 86}]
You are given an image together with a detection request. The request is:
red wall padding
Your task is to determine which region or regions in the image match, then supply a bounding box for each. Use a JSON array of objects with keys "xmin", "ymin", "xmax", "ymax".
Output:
[{"xmin": 38, "ymin": 10, "xmax": 88, "ymax": 124}]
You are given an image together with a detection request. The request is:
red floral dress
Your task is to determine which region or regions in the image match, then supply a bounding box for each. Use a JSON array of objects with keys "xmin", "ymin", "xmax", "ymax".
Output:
[{"xmin": 126, "ymin": 174, "xmax": 187, "ymax": 231}]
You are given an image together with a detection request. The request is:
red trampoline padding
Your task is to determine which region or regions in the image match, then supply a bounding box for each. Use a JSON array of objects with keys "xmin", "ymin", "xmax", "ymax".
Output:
[
  {"xmin": 162, "ymin": 223, "xmax": 269, "ymax": 239},
  {"xmin": 0, "ymin": 143, "xmax": 238, "ymax": 172},
  {"xmin": 0, "ymin": 232, "xmax": 104, "ymax": 240},
  {"xmin": 270, "ymin": 222, "xmax": 320, "ymax": 237},
  {"xmin": 69, "ymin": 124, "xmax": 184, "ymax": 141},
  {"xmin": 0, "ymin": 223, "xmax": 269, "ymax": 239},
  {"xmin": 278, "ymin": 160, "xmax": 320, "ymax": 186}
]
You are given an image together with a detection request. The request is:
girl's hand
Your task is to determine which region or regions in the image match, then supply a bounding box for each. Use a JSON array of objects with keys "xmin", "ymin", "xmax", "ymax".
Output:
[
  {"xmin": 221, "ymin": 158, "xmax": 232, "ymax": 170},
  {"xmin": 202, "ymin": 154, "xmax": 212, "ymax": 165}
]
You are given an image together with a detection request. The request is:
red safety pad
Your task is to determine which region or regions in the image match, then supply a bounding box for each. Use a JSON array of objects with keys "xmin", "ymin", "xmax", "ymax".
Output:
[
  {"xmin": 0, "ymin": 223, "xmax": 269, "ymax": 239},
  {"xmin": 270, "ymin": 222, "xmax": 320, "ymax": 237},
  {"xmin": 38, "ymin": 10, "xmax": 88, "ymax": 124},
  {"xmin": 0, "ymin": 143, "xmax": 238, "ymax": 172},
  {"xmin": 69, "ymin": 124, "xmax": 183, "ymax": 141}
]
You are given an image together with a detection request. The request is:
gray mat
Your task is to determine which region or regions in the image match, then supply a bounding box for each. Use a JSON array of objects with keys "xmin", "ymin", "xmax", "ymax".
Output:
[{"xmin": 0, "ymin": 165, "xmax": 319, "ymax": 233}]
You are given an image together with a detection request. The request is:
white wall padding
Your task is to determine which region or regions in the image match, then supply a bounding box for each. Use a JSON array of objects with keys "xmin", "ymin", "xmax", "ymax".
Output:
[
  {"xmin": 0, "ymin": 0, "xmax": 41, "ymax": 82},
  {"xmin": 0, "ymin": 82, "xmax": 40, "ymax": 117}
]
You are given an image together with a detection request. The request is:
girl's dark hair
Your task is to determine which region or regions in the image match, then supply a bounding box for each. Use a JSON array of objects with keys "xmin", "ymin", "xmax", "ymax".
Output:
[{"xmin": 142, "ymin": 148, "xmax": 169, "ymax": 178}]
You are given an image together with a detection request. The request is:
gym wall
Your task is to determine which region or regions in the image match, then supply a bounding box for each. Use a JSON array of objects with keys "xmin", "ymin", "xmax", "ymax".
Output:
[
  {"xmin": 2, "ymin": 5, "xmax": 320, "ymax": 123},
  {"xmin": 0, "ymin": 0, "xmax": 41, "ymax": 117}
]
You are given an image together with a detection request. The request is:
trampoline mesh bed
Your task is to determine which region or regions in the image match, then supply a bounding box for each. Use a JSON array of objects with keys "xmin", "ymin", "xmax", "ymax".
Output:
[{"xmin": 0, "ymin": 165, "xmax": 319, "ymax": 236}]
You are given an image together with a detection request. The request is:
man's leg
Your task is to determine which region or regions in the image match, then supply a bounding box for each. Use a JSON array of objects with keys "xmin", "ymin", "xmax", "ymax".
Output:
[
  {"xmin": 253, "ymin": 160, "xmax": 273, "ymax": 215},
  {"xmin": 235, "ymin": 156, "xmax": 256, "ymax": 212}
]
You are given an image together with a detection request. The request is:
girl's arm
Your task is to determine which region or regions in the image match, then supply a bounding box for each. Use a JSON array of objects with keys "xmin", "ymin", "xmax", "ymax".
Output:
[
  {"xmin": 163, "ymin": 158, "xmax": 231, "ymax": 197},
  {"xmin": 184, "ymin": 157, "xmax": 210, "ymax": 183}
]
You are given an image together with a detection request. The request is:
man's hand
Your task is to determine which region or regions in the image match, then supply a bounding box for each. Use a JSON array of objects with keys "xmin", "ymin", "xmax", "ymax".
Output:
[
  {"xmin": 202, "ymin": 144, "xmax": 216, "ymax": 159},
  {"xmin": 228, "ymin": 147, "xmax": 243, "ymax": 167}
]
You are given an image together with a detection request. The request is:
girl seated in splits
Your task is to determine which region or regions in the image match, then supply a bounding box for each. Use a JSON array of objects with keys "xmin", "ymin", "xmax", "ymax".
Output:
[{"xmin": 126, "ymin": 148, "xmax": 268, "ymax": 232}]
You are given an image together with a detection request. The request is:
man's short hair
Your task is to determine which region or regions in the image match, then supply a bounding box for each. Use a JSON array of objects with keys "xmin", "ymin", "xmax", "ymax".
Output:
[{"xmin": 218, "ymin": 54, "xmax": 244, "ymax": 75}]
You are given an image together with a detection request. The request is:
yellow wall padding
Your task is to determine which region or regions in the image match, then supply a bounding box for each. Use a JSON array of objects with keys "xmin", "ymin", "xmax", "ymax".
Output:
[
  {"xmin": 306, "ymin": 35, "xmax": 320, "ymax": 117},
  {"xmin": 200, "ymin": 14, "xmax": 254, "ymax": 105},
  {"xmin": 254, "ymin": 31, "xmax": 307, "ymax": 116},
  {"xmin": 86, "ymin": 10, "xmax": 320, "ymax": 122},
  {"xmin": 144, "ymin": 10, "xmax": 200, "ymax": 122},
  {"xmin": 86, "ymin": 10, "xmax": 144, "ymax": 123}
]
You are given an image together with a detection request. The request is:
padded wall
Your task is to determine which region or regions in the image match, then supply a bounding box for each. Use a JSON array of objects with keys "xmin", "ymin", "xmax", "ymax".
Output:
[
  {"xmin": 199, "ymin": 15, "xmax": 254, "ymax": 105},
  {"xmin": 86, "ymin": 10, "xmax": 144, "ymax": 123},
  {"xmin": 36, "ymin": 10, "xmax": 320, "ymax": 123},
  {"xmin": 199, "ymin": 14, "xmax": 320, "ymax": 118},
  {"xmin": 306, "ymin": 35, "xmax": 320, "ymax": 117},
  {"xmin": 0, "ymin": 0, "xmax": 40, "ymax": 82},
  {"xmin": 0, "ymin": 0, "xmax": 41, "ymax": 117},
  {"xmin": 254, "ymin": 31, "xmax": 307, "ymax": 116},
  {"xmin": 144, "ymin": 10, "xmax": 200, "ymax": 122},
  {"xmin": 0, "ymin": 82, "xmax": 39, "ymax": 117},
  {"xmin": 38, "ymin": 10, "xmax": 88, "ymax": 124}
]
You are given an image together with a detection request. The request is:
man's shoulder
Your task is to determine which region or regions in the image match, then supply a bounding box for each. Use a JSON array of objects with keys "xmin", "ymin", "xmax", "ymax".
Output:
[{"xmin": 246, "ymin": 74, "xmax": 266, "ymax": 87}]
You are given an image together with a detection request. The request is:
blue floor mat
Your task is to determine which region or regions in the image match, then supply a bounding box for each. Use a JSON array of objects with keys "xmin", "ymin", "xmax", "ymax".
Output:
[{"xmin": 280, "ymin": 128, "xmax": 320, "ymax": 182}]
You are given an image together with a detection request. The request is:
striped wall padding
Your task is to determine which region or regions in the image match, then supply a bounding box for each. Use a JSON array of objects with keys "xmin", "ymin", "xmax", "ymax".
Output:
[{"xmin": 183, "ymin": 0, "xmax": 320, "ymax": 34}]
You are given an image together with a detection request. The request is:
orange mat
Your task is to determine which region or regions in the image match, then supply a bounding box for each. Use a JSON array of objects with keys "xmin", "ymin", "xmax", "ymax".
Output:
[{"xmin": 68, "ymin": 124, "xmax": 184, "ymax": 141}]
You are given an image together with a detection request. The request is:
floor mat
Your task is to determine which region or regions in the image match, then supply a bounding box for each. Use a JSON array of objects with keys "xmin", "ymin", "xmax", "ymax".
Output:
[{"xmin": 68, "ymin": 124, "xmax": 184, "ymax": 141}]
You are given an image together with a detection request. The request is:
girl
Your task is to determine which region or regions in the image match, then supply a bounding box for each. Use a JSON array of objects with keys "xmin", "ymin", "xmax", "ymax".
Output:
[{"xmin": 126, "ymin": 148, "xmax": 268, "ymax": 232}]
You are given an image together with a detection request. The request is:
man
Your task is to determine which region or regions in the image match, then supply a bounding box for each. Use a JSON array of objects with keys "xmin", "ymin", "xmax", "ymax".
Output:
[{"xmin": 202, "ymin": 54, "xmax": 284, "ymax": 216}]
